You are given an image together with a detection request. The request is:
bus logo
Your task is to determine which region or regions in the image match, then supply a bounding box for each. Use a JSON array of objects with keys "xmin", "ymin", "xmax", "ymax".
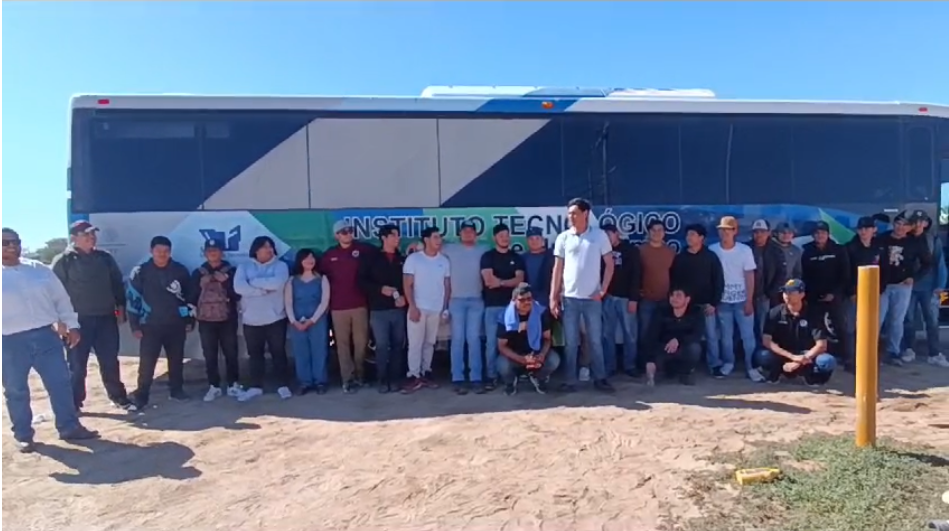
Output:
[{"xmin": 199, "ymin": 226, "xmax": 241, "ymax": 252}]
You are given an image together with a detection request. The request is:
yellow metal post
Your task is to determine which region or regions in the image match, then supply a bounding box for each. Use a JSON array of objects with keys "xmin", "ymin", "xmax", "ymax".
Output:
[{"xmin": 855, "ymin": 265, "xmax": 881, "ymax": 448}]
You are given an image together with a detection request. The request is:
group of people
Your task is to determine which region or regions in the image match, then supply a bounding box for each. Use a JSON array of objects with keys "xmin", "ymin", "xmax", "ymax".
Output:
[{"xmin": 3, "ymin": 201, "xmax": 948, "ymax": 451}]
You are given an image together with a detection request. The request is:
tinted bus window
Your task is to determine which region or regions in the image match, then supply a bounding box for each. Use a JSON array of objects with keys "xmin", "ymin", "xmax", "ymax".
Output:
[
  {"xmin": 727, "ymin": 117, "xmax": 794, "ymax": 205},
  {"xmin": 680, "ymin": 118, "xmax": 729, "ymax": 205},
  {"xmin": 607, "ymin": 116, "xmax": 681, "ymax": 205},
  {"xmin": 904, "ymin": 125, "xmax": 935, "ymax": 202}
]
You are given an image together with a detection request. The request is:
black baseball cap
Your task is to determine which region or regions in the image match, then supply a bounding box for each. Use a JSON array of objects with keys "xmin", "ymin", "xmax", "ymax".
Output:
[
  {"xmin": 69, "ymin": 220, "xmax": 99, "ymax": 235},
  {"xmin": 856, "ymin": 216, "xmax": 876, "ymax": 229},
  {"xmin": 458, "ymin": 219, "xmax": 477, "ymax": 233},
  {"xmin": 813, "ymin": 221, "xmax": 830, "ymax": 233},
  {"xmin": 600, "ymin": 223, "xmax": 619, "ymax": 233},
  {"xmin": 204, "ymin": 239, "xmax": 224, "ymax": 251},
  {"xmin": 526, "ymin": 227, "xmax": 544, "ymax": 237}
]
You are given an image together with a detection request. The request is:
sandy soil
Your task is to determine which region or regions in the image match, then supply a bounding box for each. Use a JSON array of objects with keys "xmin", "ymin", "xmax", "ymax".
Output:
[{"xmin": 3, "ymin": 358, "xmax": 947, "ymax": 531}]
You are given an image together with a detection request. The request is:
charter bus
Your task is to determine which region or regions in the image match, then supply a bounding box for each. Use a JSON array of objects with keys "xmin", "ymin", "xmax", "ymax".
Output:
[{"xmin": 68, "ymin": 86, "xmax": 949, "ymax": 278}]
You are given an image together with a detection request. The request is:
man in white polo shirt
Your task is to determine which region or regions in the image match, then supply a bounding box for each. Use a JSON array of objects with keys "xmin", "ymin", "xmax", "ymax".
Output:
[{"xmin": 551, "ymin": 198, "xmax": 616, "ymax": 394}]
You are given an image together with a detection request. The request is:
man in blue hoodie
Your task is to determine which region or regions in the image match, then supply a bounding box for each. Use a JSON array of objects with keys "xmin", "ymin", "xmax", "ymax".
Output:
[
  {"xmin": 901, "ymin": 211, "xmax": 949, "ymax": 368},
  {"xmin": 496, "ymin": 283, "xmax": 560, "ymax": 396}
]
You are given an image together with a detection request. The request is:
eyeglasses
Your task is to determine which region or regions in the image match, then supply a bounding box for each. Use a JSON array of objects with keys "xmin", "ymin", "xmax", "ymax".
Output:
[{"xmin": 2, "ymin": 239, "xmax": 21, "ymax": 247}]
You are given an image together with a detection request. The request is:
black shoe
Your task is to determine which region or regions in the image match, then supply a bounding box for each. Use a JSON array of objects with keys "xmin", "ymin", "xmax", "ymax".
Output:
[
  {"xmin": 559, "ymin": 383, "xmax": 578, "ymax": 394},
  {"xmin": 169, "ymin": 390, "xmax": 191, "ymax": 402},
  {"xmin": 378, "ymin": 382, "xmax": 391, "ymax": 394},
  {"xmin": 529, "ymin": 375, "xmax": 549, "ymax": 395},
  {"xmin": 129, "ymin": 391, "xmax": 149, "ymax": 410},
  {"xmin": 678, "ymin": 373, "xmax": 697, "ymax": 386},
  {"xmin": 504, "ymin": 382, "xmax": 518, "ymax": 396},
  {"xmin": 343, "ymin": 380, "xmax": 358, "ymax": 394},
  {"xmin": 472, "ymin": 382, "xmax": 487, "ymax": 395},
  {"xmin": 60, "ymin": 426, "xmax": 100, "ymax": 442},
  {"xmin": 594, "ymin": 379, "xmax": 616, "ymax": 394},
  {"xmin": 483, "ymin": 379, "xmax": 498, "ymax": 392},
  {"xmin": 111, "ymin": 397, "xmax": 138, "ymax": 411},
  {"xmin": 315, "ymin": 384, "xmax": 328, "ymax": 395},
  {"xmin": 453, "ymin": 382, "xmax": 469, "ymax": 396},
  {"xmin": 711, "ymin": 367, "xmax": 726, "ymax": 379},
  {"xmin": 882, "ymin": 357, "xmax": 904, "ymax": 367},
  {"xmin": 624, "ymin": 369, "xmax": 642, "ymax": 379},
  {"xmin": 15, "ymin": 440, "xmax": 36, "ymax": 454},
  {"xmin": 298, "ymin": 385, "xmax": 313, "ymax": 396}
]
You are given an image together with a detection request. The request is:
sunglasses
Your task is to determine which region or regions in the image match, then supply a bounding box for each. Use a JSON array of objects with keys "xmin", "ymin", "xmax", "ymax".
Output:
[{"xmin": 2, "ymin": 239, "xmax": 21, "ymax": 247}]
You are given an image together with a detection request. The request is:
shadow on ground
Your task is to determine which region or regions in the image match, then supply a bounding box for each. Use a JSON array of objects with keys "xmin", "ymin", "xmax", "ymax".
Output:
[{"xmin": 35, "ymin": 438, "xmax": 201, "ymax": 485}]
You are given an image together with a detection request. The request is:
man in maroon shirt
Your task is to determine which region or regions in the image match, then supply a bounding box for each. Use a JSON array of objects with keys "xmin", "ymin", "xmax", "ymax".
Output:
[{"xmin": 321, "ymin": 220, "xmax": 375, "ymax": 393}]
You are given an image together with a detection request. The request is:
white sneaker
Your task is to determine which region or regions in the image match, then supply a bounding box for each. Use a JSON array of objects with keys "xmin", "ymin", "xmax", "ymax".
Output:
[
  {"xmin": 720, "ymin": 363, "xmax": 735, "ymax": 376},
  {"xmin": 928, "ymin": 354, "xmax": 949, "ymax": 368},
  {"xmin": 237, "ymin": 387, "xmax": 264, "ymax": 402},
  {"xmin": 748, "ymin": 369, "xmax": 766, "ymax": 383},
  {"xmin": 203, "ymin": 386, "xmax": 223, "ymax": 402},
  {"xmin": 900, "ymin": 348, "xmax": 917, "ymax": 363},
  {"xmin": 277, "ymin": 386, "xmax": 293, "ymax": 400},
  {"xmin": 226, "ymin": 383, "xmax": 243, "ymax": 398},
  {"xmin": 578, "ymin": 367, "xmax": 592, "ymax": 382}
]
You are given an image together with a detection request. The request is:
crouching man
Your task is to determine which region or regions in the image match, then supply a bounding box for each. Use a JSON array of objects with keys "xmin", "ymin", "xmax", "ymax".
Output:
[
  {"xmin": 756, "ymin": 278, "xmax": 838, "ymax": 386},
  {"xmin": 642, "ymin": 287, "xmax": 704, "ymax": 386},
  {"xmin": 497, "ymin": 283, "xmax": 561, "ymax": 396}
]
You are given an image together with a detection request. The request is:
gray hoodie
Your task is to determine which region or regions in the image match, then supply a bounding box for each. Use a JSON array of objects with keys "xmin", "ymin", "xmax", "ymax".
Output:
[
  {"xmin": 51, "ymin": 247, "xmax": 126, "ymax": 317},
  {"xmin": 775, "ymin": 240, "xmax": 803, "ymax": 281}
]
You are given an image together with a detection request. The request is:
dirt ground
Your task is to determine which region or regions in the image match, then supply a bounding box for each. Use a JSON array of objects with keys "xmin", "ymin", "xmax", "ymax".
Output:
[{"xmin": 3, "ymin": 357, "xmax": 947, "ymax": 531}]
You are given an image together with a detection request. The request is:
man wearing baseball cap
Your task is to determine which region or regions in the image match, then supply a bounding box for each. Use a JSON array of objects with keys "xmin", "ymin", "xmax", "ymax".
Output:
[
  {"xmin": 746, "ymin": 219, "xmax": 788, "ymax": 341},
  {"xmin": 800, "ymin": 220, "xmax": 852, "ymax": 371},
  {"xmin": 756, "ymin": 279, "xmax": 838, "ymax": 386},
  {"xmin": 901, "ymin": 211, "xmax": 949, "ymax": 367},
  {"xmin": 772, "ymin": 222, "xmax": 803, "ymax": 282},
  {"xmin": 51, "ymin": 221, "xmax": 134, "ymax": 411}
]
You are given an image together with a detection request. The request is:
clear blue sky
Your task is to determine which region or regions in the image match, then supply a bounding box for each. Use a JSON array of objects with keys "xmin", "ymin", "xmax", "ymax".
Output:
[{"xmin": 5, "ymin": 1, "xmax": 948, "ymax": 249}]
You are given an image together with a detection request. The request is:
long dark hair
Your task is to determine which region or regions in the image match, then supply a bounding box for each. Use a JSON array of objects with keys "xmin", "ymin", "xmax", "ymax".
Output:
[
  {"xmin": 291, "ymin": 248, "xmax": 319, "ymax": 276},
  {"xmin": 248, "ymin": 236, "xmax": 277, "ymax": 261}
]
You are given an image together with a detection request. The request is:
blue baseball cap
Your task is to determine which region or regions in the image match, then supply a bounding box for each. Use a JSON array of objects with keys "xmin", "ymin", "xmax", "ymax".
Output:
[
  {"xmin": 526, "ymin": 227, "xmax": 544, "ymax": 237},
  {"xmin": 781, "ymin": 278, "xmax": 806, "ymax": 293}
]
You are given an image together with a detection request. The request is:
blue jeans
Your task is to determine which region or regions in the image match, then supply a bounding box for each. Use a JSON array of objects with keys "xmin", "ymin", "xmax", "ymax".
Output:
[
  {"xmin": 369, "ymin": 309, "xmax": 407, "ymax": 385},
  {"xmin": 702, "ymin": 305, "xmax": 724, "ymax": 371},
  {"xmin": 753, "ymin": 297, "xmax": 771, "ymax": 344},
  {"xmin": 482, "ymin": 305, "xmax": 506, "ymax": 381},
  {"xmin": 290, "ymin": 318, "xmax": 330, "ymax": 387},
  {"xmin": 68, "ymin": 314, "xmax": 126, "ymax": 407},
  {"xmin": 449, "ymin": 298, "xmax": 485, "ymax": 383},
  {"xmin": 756, "ymin": 350, "xmax": 837, "ymax": 384},
  {"xmin": 902, "ymin": 291, "xmax": 940, "ymax": 356},
  {"xmin": 563, "ymin": 297, "xmax": 607, "ymax": 384},
  {"xmin": 498, "ymin": 351, "xmax": 562, "ymax": 385},
  {"xmin": 2, "ymin": 326, "xmax": 83, "ymax": 442},
  {"xmin": 716, "ymin": 302, "xmax": 757, "ymax": 373},
  {"xmin": 637, "ymin": 299, "xmax": 660, "ymax": 340},
  {"xmin": 601, "ymin": 295, "xmax": 637, "ymax": 374},
  {"xmin": 879, "ymin": 284, "xmax": 913, "ymax": 358}
]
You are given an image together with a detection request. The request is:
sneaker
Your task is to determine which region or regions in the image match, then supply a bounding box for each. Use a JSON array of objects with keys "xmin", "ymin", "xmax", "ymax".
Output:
[
  {"xmin": 578, "ymin": 367, "xmax": 592, "ymax": 382},
  {"xmin": 594, "ymin": 379, "xmax": 616, "ymax": 394},
  {"xmin": 203, "ymin": 386, "xmax": 223, "ymax": 403},
  {"xmin": 401, "ymin": 377, "xmax": 424, "ymax": 394},
  {"xmin": 711, "ymin": 367, "xmax": 726, "ymax": 379},
  {"xmin": 624, "ymin": 369, "xmax": 642, "ymax": 379},
  {"xmin": 453, "ymin": 382, "xmax": 469, "ymax": 396},
  {"xmin": 882, "ymin": 356, "xmax": 904, "ymax": 367},
  {"xmin": 226, "ymin": 383, "xmax": 243, "ymax": 398},
  {"xmin": 529, "ymin": 375, "xmax": 549, "ymax": 395},
  {"xmin": 720, "ymin": 363, "xmax": 735, "ymax": 376},
  {"xmin": 748, "ymin": 369, "xmax": 767, "ymax": 383},
  {"xmin": 678, "ymin": 373, "xmax": 696, "ymax": 386},
  {"xmin": 378, "ymin": 382, "xmax": 391, "ymax": 394},
  {"xmin": 277, "ymin": 386, "xmax": 293, "ymax": 400},
  {"xmin": 928, "ymin": 354, "xmax": 949, "ymax": 368},
  {"xmin": 315, "ymin": 384, "xmax": 328, "ymax": 395},
  {"xmin": 900, "ymin": 348, "xmax": 917, "ymax": 364},
  {"xmin": 504, "ymin": 381, "xmax": 518, "ymax": 396},
  {"xmin": 129, "ymin": 391, "xmax": 149, "ymax": 410},
  {"xmin": 421, "ymin": 374, "xmax": 439, "ymax": 389},
  {"xmin": 169, "ymin": 390, "xmax": 191, "ymax": 402},
  {"xmin": 483, "ymin": 379, "xmax": 498, "ymax": 392},
  {"xmin": 237, "ymin": 387, "xmax": 264, "ymax": 402},
  {"xmin": 559, "ymin": 383, "xmax": 578, "ymax": 394},
  {"xmin": 15, "ymin": 440, "xmax": 36, "ymax": 454},
  {"xmin": 112, "ymin": 397, "xmax": 138, "ymax": 412},
  {"xmin": 60, "ymin": 426, "xmax": 100, "ymax": 442},
  {"xmin": 342, "ymin": 380, "xmax": 359, "ymax": 394},
  {"xmin": 472, "ymin": 382, "xmax": 487, "ymax": 395}
]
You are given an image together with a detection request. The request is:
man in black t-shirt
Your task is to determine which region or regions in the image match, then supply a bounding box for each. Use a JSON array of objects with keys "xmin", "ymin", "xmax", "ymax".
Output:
[
  {"xmin": 755, "ymin": 279, "xmax": 838, "ymax": 386},
  {"xmin": 496, "ymin": 284, "xmax": 560, "ymax": 396},
  {"xmin": 480, "ymin": 224, "xmax": 527, "ymax": 389}
]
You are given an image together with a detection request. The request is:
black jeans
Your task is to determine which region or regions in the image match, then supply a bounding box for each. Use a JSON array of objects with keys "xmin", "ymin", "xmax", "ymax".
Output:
[
  {"xmin": 68, "ymin": 314, "xmax": 128, "ymax": 407},
  {"xmin": 244, "ymin": 319, "xmax": 290, "ymax": 389},
  {"xmin": 136, "ymin": 323, "xmax": 187, "ymax": 403},
  {"xmin": 369, "ymin": 309, "xmax": 407, "ymax": 385},
  {"xmin": 651, "ymin": 341, "xmax": 702, "ymax": 376},
  {"xmin": 198, "ymin": 320, "xmax": 240, "ymax": 388}
]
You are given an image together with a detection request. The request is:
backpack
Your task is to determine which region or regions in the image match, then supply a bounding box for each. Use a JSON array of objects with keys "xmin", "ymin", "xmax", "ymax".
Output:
[{"xmin": 196, "ymin": 266, "xmax": 232, "ymax": 322}]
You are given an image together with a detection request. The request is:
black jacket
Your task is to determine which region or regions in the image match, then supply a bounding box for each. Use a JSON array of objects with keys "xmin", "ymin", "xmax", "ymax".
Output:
[
  {"xmin": 520, "ymin": 249, "xmax": 556, "ymax": 302},
  {"xmin": 360, "ymin": 248, "xmax": 407, "ymax": 311},
  {"xmin": 190, "ymin": 260, "xmax": 240, "ymax": 321},
  {"xmin": 877, "ymin": 231, "xmax": 930, "ymax": 286},
  {"xmin": 127, "ymin": 259, "xmax": 195, "ymax": 331},
  {"xmin": 746, "ymin": 239, "xmax": 788, "ymax": 302},
  {"xmin": 51, "ymin": 247, "xmax": 126, "ymax": 317},
  {"xmin": 643, "ymin": 303, "xmax": 705, "ymax": 352},
  {"xmin": 670, "ymin": 246, "xmax": 724, "ymax": 307},
  {"xmin": 800, "ymin": 240, "xmax": 851, "ymax": 302},
  {"xmin": 844, "ymin": 236, "xmax": 888, "ymax": 296},
  {"xmin": 603, "ymin": 241, "xmax": 642, "ymax": 301}
]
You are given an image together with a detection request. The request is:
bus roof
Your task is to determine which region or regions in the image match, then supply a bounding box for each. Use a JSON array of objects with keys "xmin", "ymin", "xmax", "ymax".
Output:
[{"xmin": 70, "ymin": 86, "xmax": 949, "ymax": 119}]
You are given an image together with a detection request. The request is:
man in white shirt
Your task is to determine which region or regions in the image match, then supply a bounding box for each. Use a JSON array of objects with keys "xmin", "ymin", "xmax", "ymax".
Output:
[
  {"xmin": 402, "ymin": 227, "xmax": 452, "ymax": 393},
  {"xmin": 1, "ymin": 228, "xmax": 100, "ymax": 453},
  {"xmin": 551, "ymin": 198, "xmax": 616, "ymax": 394},
  {"xmin": 708, "ymin": 217, "xmax": 763, "ymax": 381}
]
